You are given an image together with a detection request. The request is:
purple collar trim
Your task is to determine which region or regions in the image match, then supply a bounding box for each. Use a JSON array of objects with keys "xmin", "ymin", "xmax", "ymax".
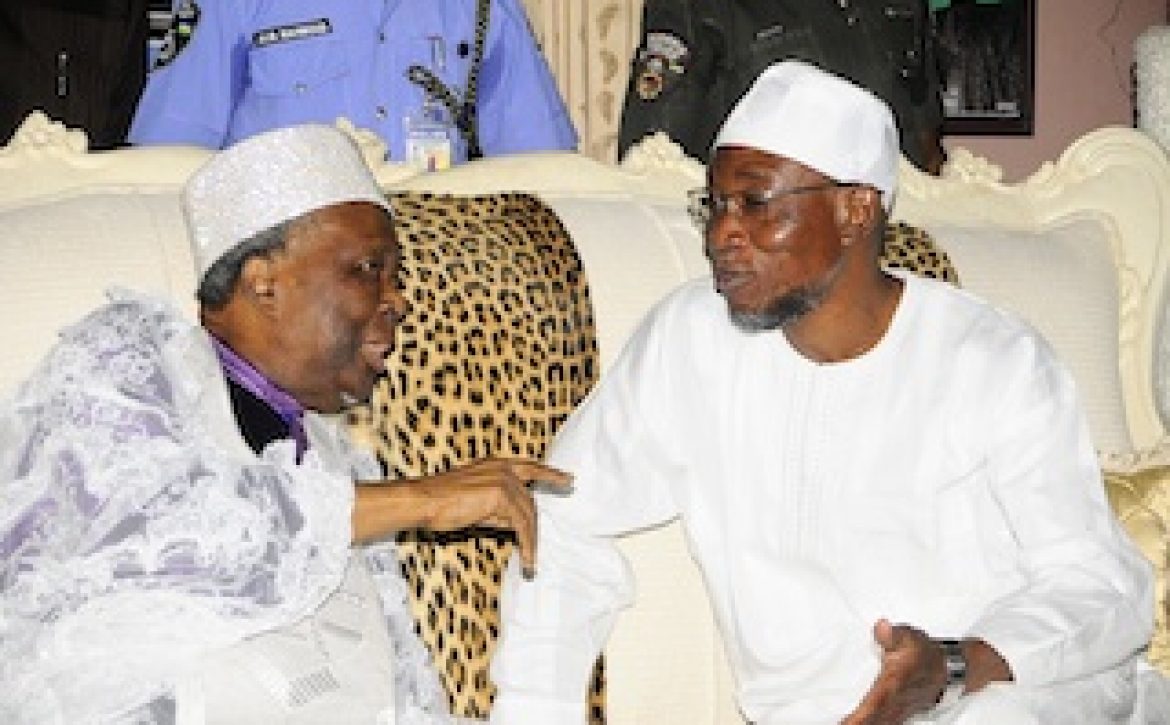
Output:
[{"xmin": 211, "ymin": 337, "xmax": 308, "ymax": 462}]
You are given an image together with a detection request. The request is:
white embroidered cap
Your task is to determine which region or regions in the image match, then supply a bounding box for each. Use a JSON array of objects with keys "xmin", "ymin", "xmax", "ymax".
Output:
[
  {"xmin": 183, "ymin": 124, "xmax": 392, "ymax": 278},
  {"xmin": 713, "ymin": 60, "xmax": 899, "ymax": 210}
]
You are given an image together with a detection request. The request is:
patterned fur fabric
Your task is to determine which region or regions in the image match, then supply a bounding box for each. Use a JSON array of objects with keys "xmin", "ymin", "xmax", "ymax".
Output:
[
  {"xmin": 347, "ymin": 192, "xmax": 605, "ymax": 722},
  {"xmin": 881, "ymin": 221, "xmax": 960, "ymax": 285}
]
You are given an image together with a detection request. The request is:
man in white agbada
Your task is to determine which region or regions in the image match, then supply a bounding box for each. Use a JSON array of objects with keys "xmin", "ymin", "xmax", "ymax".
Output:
[
  {"xmin": 490, "ymin": 61, "xmax": 1170, "ymax": 724},
  {"xmin": 0, "ymin": 124, "xmax": 569, "ymax": 725}
]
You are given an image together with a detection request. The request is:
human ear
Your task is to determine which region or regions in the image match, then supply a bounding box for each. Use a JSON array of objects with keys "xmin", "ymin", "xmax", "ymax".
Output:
[
  {"xmin": 239, "ymin": 255, "xmax": 278, "ymax": 310},
  {"xmin": 835, "ymin": 187, "xmax": 881, "ymax": 243}
]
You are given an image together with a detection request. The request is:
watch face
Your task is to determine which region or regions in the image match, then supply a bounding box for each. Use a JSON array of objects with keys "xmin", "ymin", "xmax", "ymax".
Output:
[{"xmin": 939, "ymin": 639, "xmax": 967, "ymax": 685}]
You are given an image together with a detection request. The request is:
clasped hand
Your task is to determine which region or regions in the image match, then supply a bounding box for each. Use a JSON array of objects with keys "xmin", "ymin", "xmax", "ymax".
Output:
[{"xmin": 840, "ymin": 619, "xmax": 948, "ymax": 725}]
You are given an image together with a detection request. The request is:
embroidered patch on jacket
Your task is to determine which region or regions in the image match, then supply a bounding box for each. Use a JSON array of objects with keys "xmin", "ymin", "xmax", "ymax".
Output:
[
  {"xmin": 754, "ymin": 24, "xmax": 786, "ymax": 42},
  {"xmin": 252, "ymin": 18, "xmax": 333, "ymax": 48},
  {"xmin": 153, "ymin": 1, "xmax": 201, "ymax": 69},
  {"xmin": 634, "ymin": 31, "xmax": 690, "ymax": 101}
]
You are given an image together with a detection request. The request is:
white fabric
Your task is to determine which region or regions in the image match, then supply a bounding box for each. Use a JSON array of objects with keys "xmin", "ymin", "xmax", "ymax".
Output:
[
  {"xmin": 0, "ymin": 188, "xmax": 197, "ymax": 394},
  {"xmin": 1158, "ymin": 297, "xmax": 1170, "ymax": 430},
  {"xmin": 925, "ymin": 218, "xmax": 1130, "ymax": 454},
  {"xmin": 177, "ymin": 556, "xmax": 397, "ymax": 725},
  {"xmin": 712, "ymin": 60, "xmax": 899, "ymax": 209},
  {"xmin": 183, "ymin": 124, "xmax": 393, "ymax": 277},
  {"xmin": 0, "ymin": 290, "xmax": 452, "ymax": 725},
  {"xmin": 491, "ymin": 273, "xmax": 1161, "ymax": 724},
  {"xmin": 541, "ymin": 196, "xmax": 707, "ymax": 369}
]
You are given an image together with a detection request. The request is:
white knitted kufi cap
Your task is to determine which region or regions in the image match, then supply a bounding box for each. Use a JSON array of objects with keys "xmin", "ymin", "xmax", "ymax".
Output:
[
  {"xmin": 713, "ymin": 60, "xmax": 899, "ymax": 209},
  {"xmin": 183, "ymin": 124, "xmax": 392, "ymax": 278}
]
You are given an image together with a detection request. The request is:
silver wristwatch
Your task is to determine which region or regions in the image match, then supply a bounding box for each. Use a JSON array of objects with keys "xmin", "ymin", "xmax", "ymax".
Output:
[{"xmin": 938, "ymin": 638, "xmax": 967, "ymax": 686}]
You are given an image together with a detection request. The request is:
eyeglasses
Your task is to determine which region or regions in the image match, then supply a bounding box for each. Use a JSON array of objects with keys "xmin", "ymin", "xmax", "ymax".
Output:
[{"xmin": 686, "ymin": 182, "xmax": 862, "ymax": 229}]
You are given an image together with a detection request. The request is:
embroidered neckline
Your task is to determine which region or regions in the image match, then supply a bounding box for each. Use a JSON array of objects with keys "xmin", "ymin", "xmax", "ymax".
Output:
[{"xmin": 211, "ymin": 336, "xmax": 308, "ymax": 462}]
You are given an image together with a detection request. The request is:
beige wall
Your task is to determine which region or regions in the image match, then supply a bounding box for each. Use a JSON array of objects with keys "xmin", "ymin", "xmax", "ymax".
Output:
[{"xmin": 948, "ymin": 0, "xmax": 1166, "ymax": 180}]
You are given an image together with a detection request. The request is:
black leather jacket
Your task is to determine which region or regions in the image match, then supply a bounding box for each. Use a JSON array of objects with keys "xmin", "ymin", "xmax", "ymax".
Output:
[
  {"xmin": 0, "ymin": 0, "xmax": 150, "ymax": 149},
  {"xmin": 618, "ymin": 0, "xmax": 942, "ymax": 172}
]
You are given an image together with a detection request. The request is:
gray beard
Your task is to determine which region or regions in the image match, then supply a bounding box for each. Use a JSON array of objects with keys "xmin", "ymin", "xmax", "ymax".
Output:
[
  {"xmin": 728, "ymin": 287, "xmax": 820, "ymax": 332},
  {"xmin": 727, "ymin": 251, "xmax": 848, "ymax": 332}
]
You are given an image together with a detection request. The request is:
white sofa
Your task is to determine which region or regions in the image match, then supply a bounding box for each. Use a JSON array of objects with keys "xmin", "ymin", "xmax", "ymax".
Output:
[{"xmin": 2, "ymin": 112, "xmax": 1170, "ymax": 723}]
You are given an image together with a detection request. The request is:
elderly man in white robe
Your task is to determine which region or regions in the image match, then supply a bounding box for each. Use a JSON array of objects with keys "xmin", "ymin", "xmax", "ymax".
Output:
[
  {"xmin": 0, "ymin": 124, "xmax": 569, "ymax": 724},
  {"xmin": 489, "ymin": 61, "xmax": 1170, "ymax": 724}
]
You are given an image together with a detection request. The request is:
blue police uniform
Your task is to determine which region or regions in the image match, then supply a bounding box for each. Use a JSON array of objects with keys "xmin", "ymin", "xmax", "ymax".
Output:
[{"xmin": 129, "ymin": 0, "xmax": 578, "ymax": 159}]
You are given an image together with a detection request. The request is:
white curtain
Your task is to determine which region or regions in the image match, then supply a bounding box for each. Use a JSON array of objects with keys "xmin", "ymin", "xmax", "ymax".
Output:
[{"xmin": 521, "ymin": 0, "xmax": 646, "ymax": 163}]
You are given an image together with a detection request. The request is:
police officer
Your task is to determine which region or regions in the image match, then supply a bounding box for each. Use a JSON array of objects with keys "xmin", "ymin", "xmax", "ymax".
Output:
[
  {"xmin": 618, "ymin": 0, "xmax": 944, "ymax": 173},
  {"xmin": 128, "ymin": 0, "xmax": 578, "ymax": 161}
]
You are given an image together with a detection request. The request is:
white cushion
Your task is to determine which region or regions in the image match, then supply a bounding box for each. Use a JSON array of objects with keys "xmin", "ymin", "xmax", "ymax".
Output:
[
  {"xmin": 541, "ymin": 196, "xmax": 705, "ymax": 368},
  {"xmin": 924, "ymin": 217, "xmax": 1129, "ymax": 453},
  {"xmin": 1153, "ymin": 293, "xmax": 1170, "ymax": 429},
  {"xmin": 0, "ymin": 187, "xmax": 196, "ymax": 394}
]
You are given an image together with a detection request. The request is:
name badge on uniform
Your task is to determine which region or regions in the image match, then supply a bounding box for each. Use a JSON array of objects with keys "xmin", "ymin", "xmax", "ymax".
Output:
[
  {"xmin": 635, "ymin": 31, "xmax": 690, "ymax": 102},
  {"xmin": 252, "ymin": 19, "xmax": 333, "ymax": 48}
]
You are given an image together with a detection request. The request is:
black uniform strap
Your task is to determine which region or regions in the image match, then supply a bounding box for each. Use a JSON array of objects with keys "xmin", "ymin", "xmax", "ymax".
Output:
[{"xmin": 406, "ymin": 0, "xmax": 490, "ymax": 160}]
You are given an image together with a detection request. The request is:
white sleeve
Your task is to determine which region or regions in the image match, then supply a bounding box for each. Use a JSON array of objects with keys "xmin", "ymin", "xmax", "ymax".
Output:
[
  {"xmin": 0, "ymin": 297, "xmax": 352, "ymax": 723},
  {"xmin": 964, "ymin": 330, "xmax": 1155, "ymax": 686},
  {"xmin": 491, "ymin": 302, "xmax": 687, "ymax": 723}
]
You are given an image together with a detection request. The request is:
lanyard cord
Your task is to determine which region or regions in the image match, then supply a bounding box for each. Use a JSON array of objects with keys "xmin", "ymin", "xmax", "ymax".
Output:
[{"xmin": 406, "ymin": 0, "xmax": 490, "ymax": 160}]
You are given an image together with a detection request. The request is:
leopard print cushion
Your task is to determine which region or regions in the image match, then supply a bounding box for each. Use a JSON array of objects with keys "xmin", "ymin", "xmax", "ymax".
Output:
[
  {"xmin": 347, "ymin": 192, "xmax": 606, "ymax": 722},
  {"xmin": 880, "ymin": 221, "xmax": 960, "ymax": 286}
]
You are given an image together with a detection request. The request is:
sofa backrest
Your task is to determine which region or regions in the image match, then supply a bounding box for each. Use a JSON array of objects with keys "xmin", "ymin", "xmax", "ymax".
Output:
[{"xmin": 0, "ymin": 116, "xmax": 207, "ymax": 391}]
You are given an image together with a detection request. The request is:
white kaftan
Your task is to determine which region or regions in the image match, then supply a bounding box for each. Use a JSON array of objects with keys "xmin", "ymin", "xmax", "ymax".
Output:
[
  {"xmin": 0, "ymin": 291, "xmax": 453, "ymax": 724},
  {"xmin": 491, "ymin": 274, "xmax": 1169, "ymax": 724}
]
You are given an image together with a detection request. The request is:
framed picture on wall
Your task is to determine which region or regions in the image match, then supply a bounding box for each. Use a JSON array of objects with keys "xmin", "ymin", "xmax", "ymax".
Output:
[{"xmin": 932, "ymin": 0, "xmax": 1035, "ymax": 136}]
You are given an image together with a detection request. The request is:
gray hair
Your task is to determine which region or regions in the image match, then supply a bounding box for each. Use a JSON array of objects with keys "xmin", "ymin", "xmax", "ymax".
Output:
[{"xmin": 196, "ymin": 219, "xmax": 293, "ymax": 309}]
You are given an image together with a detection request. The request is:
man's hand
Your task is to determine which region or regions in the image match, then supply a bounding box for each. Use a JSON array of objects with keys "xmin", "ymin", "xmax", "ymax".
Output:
[
  {"xmin": 353, "ymin": 459, "xmax": 573, "ymax": 575},
  {"xmin": 840, "ymin": 619, "xmax": 947, "ymax": 725},
  {"xmin": 413, "ymin": 459, "xmax": 573, "ymax": 575}
]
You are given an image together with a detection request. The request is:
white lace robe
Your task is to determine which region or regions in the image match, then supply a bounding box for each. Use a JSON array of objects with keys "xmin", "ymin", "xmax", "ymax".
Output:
[{"xmin": 0, "ymin": 291, "xmax": 454, "ymax": 724}]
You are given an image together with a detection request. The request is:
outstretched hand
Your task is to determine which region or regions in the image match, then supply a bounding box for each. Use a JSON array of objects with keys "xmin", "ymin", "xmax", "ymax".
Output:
[
  {"xmin": 840, "ymin": 619, "xmax": 947, "ymax": 725},
  {"xmin": 414, "ymin": 458, "xmax": 573, "ymax": 575},
  {"xmin": 353, "ymin": 458, "xmax": 572, "ymax": 576}
]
